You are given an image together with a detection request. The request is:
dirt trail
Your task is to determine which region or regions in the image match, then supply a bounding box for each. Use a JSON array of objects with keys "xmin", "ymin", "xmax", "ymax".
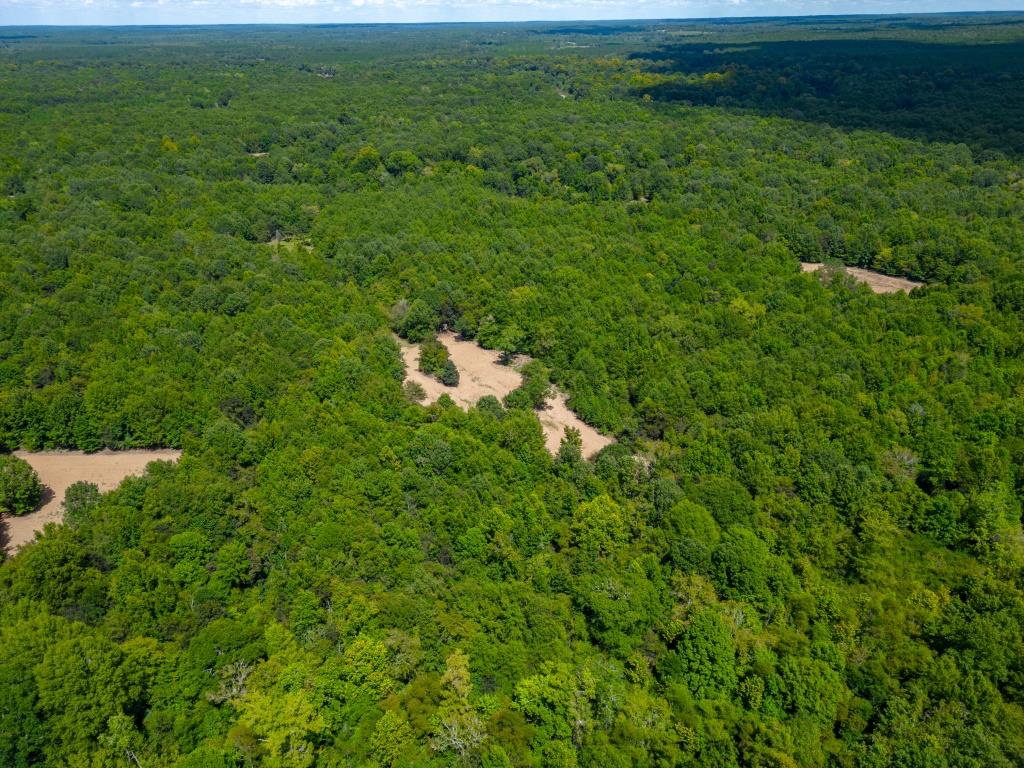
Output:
[
  {"xmin": 398, "ymin": 333, "xmax": 613, "ymax": 458},
  {"xmin": 3, "ymin": 449, "xmax": 182, "ymax": 552},
  {"xmin": 801, "ymin": 262, "xmax": 922, "ymax": 294}
]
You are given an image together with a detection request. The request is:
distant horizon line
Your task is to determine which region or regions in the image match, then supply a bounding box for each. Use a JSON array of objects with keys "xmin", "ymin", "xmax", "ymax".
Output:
[{"xmin": 3, "ymin": 9, "xmax": 1024, "ymax": 29}]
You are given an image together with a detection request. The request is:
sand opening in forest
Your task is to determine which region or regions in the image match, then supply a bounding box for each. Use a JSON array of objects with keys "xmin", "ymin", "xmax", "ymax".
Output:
[
  {"xmin": 3, "ymin": 449, "xmax": 182, "ymax": 553},
  {"xmin": 801, "ymin": 262, "xmax": 923, "ymax": 294},
  {"xmin": 398, "ymin": 332, "xmax": 614, "ymax": 458}
]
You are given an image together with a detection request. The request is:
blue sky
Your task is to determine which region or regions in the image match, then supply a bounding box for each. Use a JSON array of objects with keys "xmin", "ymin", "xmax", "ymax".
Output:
[{"xmin": 0, "ymin": 0, "xmax": 1019, "ymax": 26}]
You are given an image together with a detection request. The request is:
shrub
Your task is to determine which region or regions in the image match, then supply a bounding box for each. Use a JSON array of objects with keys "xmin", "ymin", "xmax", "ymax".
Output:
[
  {"xmin": 0, "ymin": 455, "xmax": 43, "ymax": 516},
  {"xmin": 439, "ymin": 360, "xmax": 460, "ymax": 387},
  {"xmin": 62, "ymin": 481, "xmax": 101, "ymax": 527},
  {"xmin": 504, "ymin": 361, "xmax": 551, "ymax": 411},
  {"xmin": 385, "ymin": 149, "xmax": 422, "ymax": 175},
  {"xmin": 403, "ymin": 380, "xmax": 427, "ymax": 402},
  {"xmin": 519, "ymin": 361, "xmax": 553, "ymax": 410},
  {"xmin": 418, "ymin": 339, "xmax": 449, "ymax": 377}
]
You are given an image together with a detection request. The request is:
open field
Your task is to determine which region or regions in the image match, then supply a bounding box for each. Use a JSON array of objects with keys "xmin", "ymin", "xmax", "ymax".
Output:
[
  {"xmin": 801, "ymin": 262, "xmax": 923, "ymax": 293},
  {"xmin": 399, "ymin": 333, "xmax": 613, "ymax": 458},
  {"xmin": 3, "ymin": 449, "xmax": 182, "ymax": 552}
]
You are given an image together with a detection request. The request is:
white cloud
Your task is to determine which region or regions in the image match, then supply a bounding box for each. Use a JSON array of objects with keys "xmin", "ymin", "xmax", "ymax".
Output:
[{"xmin": 1, "ymin": 0, "xmax": 1019, "ymax": 25}]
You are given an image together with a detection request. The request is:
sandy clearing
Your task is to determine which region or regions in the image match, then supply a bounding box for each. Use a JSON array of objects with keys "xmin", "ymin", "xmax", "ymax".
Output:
[
  {"xmin": 398, "ymin": 333, "xmax": 613, "ymax": 458},
  {"xmin": 3, "ymin": 449, "xmax": 182, "ymax": 553},
  {"xmin": 537, "ymin": 390, "xmax": 614, "ymax": 458},
  {"xmin": 397, "ymin": 333, "xmax": 515, "ymax": 409},
  {"xmin": 441, "ymin": 332, "xmax": 523, "ymax": 403},
  {"xmin": 801, "ymin": 262, "xmax": 922, "ymax": 294}
]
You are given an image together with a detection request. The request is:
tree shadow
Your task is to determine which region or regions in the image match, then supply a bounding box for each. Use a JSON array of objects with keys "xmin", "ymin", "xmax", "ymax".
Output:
[
  {"xmin": 629, "ymin": 38, "xmax": 1024, "ymax": 157},
  {"xmin": 38, "ymin": 485, "xmax": 55, "ymax": 510}
]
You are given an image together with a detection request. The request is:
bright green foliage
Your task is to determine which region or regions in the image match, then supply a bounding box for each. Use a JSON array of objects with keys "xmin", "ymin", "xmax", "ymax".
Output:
[
  {"xmin": 572, "ymin": 494, "xmax": 629, "ymax": 559},
  {"xmin": 350, "ymin": 145, "xmax": 382, "ymax": 173},
  {"xmin": 514, "ymin": 663, "xmax": 588, "ymax": 745},
  {"xmin": 342, "ymin": 634, "xmax": 396, "ymax": 700},
  {"xmin": 214, "ymin": 538, "xmax": 251, "ymax": 587},
  {"xmin": 556, "ymin": 427, "xmax": 583, "ymax": 466},
  {"xmin": 665, "ymin": 499, "xmax": 720, "ymax": 573},
  {"xmin": 169, "ymin": 530, "xmax": 213, "ymax": 586},
  {"xmin": 371, "ymin": 709, "xmax": 416, "ymax": 767},
  {"xmin": 97, "ymin": 714, "xmax": 145, "ymax": 768},
  {"xmin": 386, "ymin": 150, "xmax": 423, "ymax": 175},
  {"xmin": 33, "ymin": 633, "xmax": 154, "ymax": 762},
  {"xmin": 237, "ymin": 690, "xmax": 325, "ymax": 768},
  {"xmin": 0, "ymin": 455, "xmax": 42, "ymax": 516},
  {"xmin": 418, "ymin": 337, "xmax": 461, "ymax": 387},
  {"xmin": 0, "ymin": 16, "xmax": 1023, "ymax": 768},
  {"xmin": 395, "ymin": 299, "xmax": 438, "ymax": 344},
  {"xmin": 431, "ymin": 650, "xmax": 488, "ymax": 759},
  {"xmin": 711, "ymin": 526, "xmax": 773, "ymax": 604}
]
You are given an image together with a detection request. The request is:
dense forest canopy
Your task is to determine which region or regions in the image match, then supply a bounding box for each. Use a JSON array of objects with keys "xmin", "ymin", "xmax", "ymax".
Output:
[{"xmin": 1, "ymin": 14, "xmax": 1023, "ymax": 768}]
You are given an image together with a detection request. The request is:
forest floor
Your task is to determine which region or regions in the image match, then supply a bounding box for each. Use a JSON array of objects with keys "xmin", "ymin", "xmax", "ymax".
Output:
[
  {"xmin": 3, "ymin": 449, "xmax": 183, "ymax": 552},
  {"xmin": 399, "ymin": 333, "xmax": 613, "ymax": 458},
  {"xmin": 801, "ymin": 262, "xmax": 923, "ymax": 293}
]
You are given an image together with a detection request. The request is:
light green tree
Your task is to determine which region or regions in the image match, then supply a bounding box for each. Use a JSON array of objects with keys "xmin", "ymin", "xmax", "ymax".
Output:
[
  {"xmin": 237, "ymin": 690, "xmax": 325, "ymax": 768},
  {"xmin": 571, "ymin": 494, "xmax": 628, "ymax": 560},
  {"xmin": 431, "ymin": 650, "xmax": 487, "ymax": 759},
  {"xmin": 371, "ymin": 710, "xmax": 415, "ymax": 767}
]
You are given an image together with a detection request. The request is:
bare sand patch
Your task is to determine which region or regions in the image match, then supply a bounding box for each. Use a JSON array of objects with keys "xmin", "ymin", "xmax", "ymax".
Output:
[
  {"xmin": 801, "ymin": 262, "xmax": 922, "ymax": 294},
  {"xmin": 537, "ymin": 390, "xmax": 614, "ymax": 458},
  {"xmin": 398, "ymin": 333, "xmax": 613, "ymax": 458},
  {"xmin": 398, "ymin": 332, "xmax": 517, "ymax": 409},
  {"xmin": 3, "ymin": 449, "xmax": 182, "ymax": 553},
  {"xmin": 441, "ymin": 332, "xmax": 523, "ymax": 404}
]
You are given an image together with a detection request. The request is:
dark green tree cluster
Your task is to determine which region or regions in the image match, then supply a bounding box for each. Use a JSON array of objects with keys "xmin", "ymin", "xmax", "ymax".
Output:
[
  {"xmin": 633, "ymin": 37, "xmax": 1024, "ymax": 155},
  {"xmin": 0, "ymin": 455, "xmax": 42, "ymax": 516},
  {"xmin": 417, "ymin": 339, "xmax": 459, "ymax": 387}
]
